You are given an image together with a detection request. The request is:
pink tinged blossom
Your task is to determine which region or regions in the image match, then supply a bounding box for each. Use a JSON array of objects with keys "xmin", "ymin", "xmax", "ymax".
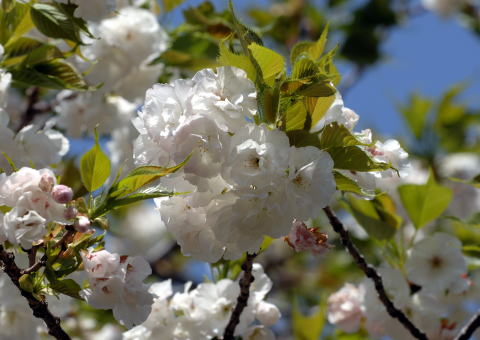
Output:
[
  {"xmin": 285, "ymin": 220, "xmax": 331, "ymax": 255},
  {"xmin": 51, "ymin": 185, "xmax": 73, "ymax": 204},
  {"xmin": 327, "ymin": 283, "xmax": 365, "ymax": 333},
  {"xmin": 39, "ymin": 173, "xmax": 55, "ymax": 193},
  {"xmin": 74, "ymin": 215, "xmax": 91, "ymax": 233},
  {"xmin": 80, "ymin": 249, "xmax": 153, "ymax": 328},
  {"xmin": 64, "ymin": 206, "xmax": 78, "ymax": 220}
]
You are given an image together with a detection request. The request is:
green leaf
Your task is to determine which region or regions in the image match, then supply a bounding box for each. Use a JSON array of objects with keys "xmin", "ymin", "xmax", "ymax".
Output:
[
  {"xmin": 327, "ymin": 146, "xmax": 392, "ymax": 172},
  {"xmin": 292, "ymin": 56, "xmax": 318, "ymax": 80},
  {"xmin": 296, "ymin": 81, "xmax": 335, "ymax": 97},
  {"xmin": 398, "ymin": 170, "xmax": 453, "ymax": 229},
  {"xmin": 2, "ymin": 0, "xmax": 15, "ymax": 13},
  {"xmin": 283, "ymin": 97, "xmax": 308, "ymax": 131},
  {"xmin": 286, "ymin": 130, "xmax": 321, "ymax": 148},
  {"xmin": 50, "ymin": 278, "xmax": 82, "ymax": 299},
  {"xmin": 109, "ymin": 156, "xmax": 190, "ymax": 198},
  {"xmin": 4, "ymin": 37, "xmax": 43, "ymax": 58},
  {"xmin": 0, "ymin": 1, "xmax": 31, "ymax": 45},
  {"xmin": 104, "ymin": 190, "xmax": 176, "ymax": 212},
  {"xmin": 290, "ymin": 23, "xmax": 329, "ymax": 64},
  {"xmin": 163, "ymin": 0, "xmax": 186, "ymax": 12},
  {"xmin": 19, "ymin": 274, "xmax": 35, "ymax": 293},
  {"xmin": 248, "ymin": 43, "xmax": 285, "ymax": 86},
  {"xmin": 30, "ymin": 3, "xmax": 82, "ymax": 43},
  {"xmin": 217, "ymin": 39, "xmax": 255, "ymax": 81},
  {"xmin": 334, "ymin": 171, "xmax": 372, "ymax": 197},
  {"xmin": 11, "ymin": 59, "xmax": 87, "ymax": 90},
  {"xmin": 319, "ymin": 122, "xmax": 369, "ymax": 149},
  {"xmin": 342, "ymin": 194, "xmax": 400, "ymax": 240},
  {"xmin": 80, "ymin": 132, "xmax": 111, "ymax": 192},
  {"xmin": 307, "ymin": 95, "xmax": 336, "ymax": 129},
  {"xmin": 399, "ymin": 93, "xmax": 432, "ymax": 139},
  {"xmin": 292, "ymin": 298, "xmax": 327, "ymax": 340},
  {"xmin": 436, "ymin": 84, "xmax": 466, "ymax": 125}
]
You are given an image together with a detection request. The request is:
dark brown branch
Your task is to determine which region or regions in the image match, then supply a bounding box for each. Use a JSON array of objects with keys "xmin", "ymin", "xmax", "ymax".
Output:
[
  {"xmin": 454, "ymin": 310, "xmax": 480, "ymax": 340},
  {"xmin": 223, "ymin": 253, "xmax": 257, "ymax": 340},
  {"xmin": 16, "ymin": 87, "xmax": 41, "ymax": 132},
  {"xmin": 22, "ymin": 254, "xmax": 47, "ymax": 275},
  {"xmin": 0, "ymin": 245, "xmax": 71, "ymax": 340},
  {"xmin": 323, "ymin": 206, "xmax": 428, "ymax": 340}
]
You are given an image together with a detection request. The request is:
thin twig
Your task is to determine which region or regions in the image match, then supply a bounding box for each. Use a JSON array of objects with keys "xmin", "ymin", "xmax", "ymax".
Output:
[
  {"xmin": 323, "ymin": 206, "xmax": 428, "ymax": 340},
  {"xmin": 0, "ymin": 245, "xmax": 71, "ymax": 340},
  {"xmin": 22, "ymin": 254, "xmax": 47, "ymax": 275},
  {"xmin": 223, "ymin": 253, "xmax": 257, "ymax": 340},
  {"xmin": 454, "ymin": 310, "xmax": 480, "ymax": 340}
]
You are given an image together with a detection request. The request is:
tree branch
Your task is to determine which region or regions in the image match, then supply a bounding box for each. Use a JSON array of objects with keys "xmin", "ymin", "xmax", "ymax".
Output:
[
  {"xmin": 454, "ymin": 310, "xmax": 480, "ymax": 340},
  {"xmin": 0, "ymin": 245, "xmax": 71, "ymax": 340},
  {"xmin": 323, "ymin": 206, "xmax": 428, "ymax": 340},
  {"xmin": 223, "ymin": 253, "xmax": 257, "ymax": 340}
]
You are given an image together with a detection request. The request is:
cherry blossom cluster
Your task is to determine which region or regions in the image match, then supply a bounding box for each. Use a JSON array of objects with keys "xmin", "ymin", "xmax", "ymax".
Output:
[
  {"xmin": 53, "ymin": 4, "xmax": 169, "ymax": 174},
  {"xmin": 124, "ymin": 263, "xmax": 280, "ymax": 340},
  {"xmin": 0, "ymin": 167, "xmax": 75, "ymax": 248},
  {"xmin": 133, "ymin": 66, "xmax": 410, "ymax": 262},
  {"xmin": 80, "ymin": 249, "xmax": 154, "ymax": 328},
  {"xmin": 327, "ymin": 232, "xmax": 472, "ymax": 339},
  {"xmin": 133, "ymin": 66, "xmax": 338, "ymax": 262},
  {"xmin": 1, "ymin": 47, "xmax": 68, "ymax": 173}
]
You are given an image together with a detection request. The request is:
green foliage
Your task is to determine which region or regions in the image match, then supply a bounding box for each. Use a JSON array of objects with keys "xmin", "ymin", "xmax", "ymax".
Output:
[
  {"xmin": 342, "ymin": 193, "xmax": 401, "ymax": 240},
  {"xmin": 162, "ymin": 0, "xmax": 186, "ymax": 12},
  {"xmin": 80, "ymin": 132, "xmax": 111, "ymax": 193},
  {"xmin": 399, "ymin": 93, "xmax": 432, "ymax": 139},
  {"xmin": 90, "ymin": 157, "xmax": 189, "ymax": 219},
  {"xmin": 30, "ymin": 3, "xmax": 87, "ymax": 44},
  {"xmin": 398, "ymin": 170, "xmax": 453, "ymax": 229},
  {"xmin": 334, "ymin": 171, "xmax": 372, "ymax": 197},
  {"xmin": 292, "ymin": 298, "xmax": 327, "ymax": 340},
  {"xmin": 0, "ymin": 1, "xmax": 32, "ymax": 45},
  {"xmin": 109, "ymin": 157, "xmax": 190, "ymax": 199}
]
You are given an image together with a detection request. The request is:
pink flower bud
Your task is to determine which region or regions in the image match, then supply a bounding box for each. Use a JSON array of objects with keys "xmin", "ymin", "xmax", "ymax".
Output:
[
  {"xmin": 285, "ymin": 219, "xmax": 331, "ymax": 255},
  {"xmin": 39, "ymin": 174, "xmax": 55, "ymax": 193},
  {"xmin": 64, "ymin": 206, "xmax": 78, "ymax": 220},
  {"xmin": 52, "ymin": 185, "xmax": 73, "ymax": 204},
  {"xmin": 74, "ymin": 216, "xmax": 91, "ymax": 233}
]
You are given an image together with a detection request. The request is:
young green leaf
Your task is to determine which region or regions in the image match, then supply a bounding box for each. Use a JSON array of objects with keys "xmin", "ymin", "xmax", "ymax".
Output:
[
  {"xmin": 30, "ymin": 3, "xmax": 82, "ymax": 43},
  {"xmin": 398, "ymin": 170, "xmax": 453, "ymax": 229},
  {"xmin": 248, "ymin": 43, "xmax": 285, "ymax": 86},
  {"xmin": 80, "ymin": 133, "xmax": 111, "ymax": 192},
  {"xmin": 334, "ymin": 171, "xmax": 373, "ymax": 197},
  {"xmin": 0, "ymin": 1, "xmax": 31, "ymax": 45},
  {"xmin": 217, "ymin": 39, "xmax": 256, "ymax": 81},
  {"xmin": 326, "ymin": 146, "xmax": 392, "ymax": 172},
  {"xmin": 292, "ymin": 297, "xmax": 327, "ymax": 340},
  {"xmin": 290, "ymin": 23, "xmax": 329, "ymax": 64},
  {"xmin": 109, "ymin": 156, "xmax": 190, "ymax": 198},
  {"xmin": 398, "ymin": 93, "xmax": 432, "ymax": 139},
  {"xmin": 319, "ymin": 122, "xmax": 369, "ymax": 149},
  {"xmin": 342, "ymin": 193, "xmax": 400, "ymax": 240}
]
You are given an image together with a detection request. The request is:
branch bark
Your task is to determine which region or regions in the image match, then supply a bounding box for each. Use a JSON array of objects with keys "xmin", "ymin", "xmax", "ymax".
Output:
[
  {"xmin": 223, "ymin": 253, "xmax": 257, "ymax": 340},
  {"xmin": 0, "ymin": 245, "xmax": 71, "ymax": 340},
  {"xmin": 454, "ymin": 311, "xmax": 480, "ymax": 340},
  {"xmin": 323, "ymin": 206, "xmax": 428, "ymax": 340}
]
